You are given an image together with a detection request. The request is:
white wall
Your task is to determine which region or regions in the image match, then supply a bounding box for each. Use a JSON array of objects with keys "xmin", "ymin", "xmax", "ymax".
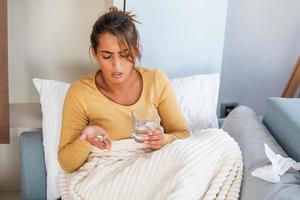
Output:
[
  {"xmin": 219, "ymin": 0, "xmax": 300, "ymax": 116},
  {"xmin": 8, "ymin": 0, "xmax": 229, "ymax": 103},
  {"xmin": 8, "ymin": 0, "xmax": 112, "ymax": 104},
  {"xmin": 8, "ymin": 0, "xmax": 300, "ymax": 113},
  {"xmin": 3, "ymin": 0, "xmax": 112, "ymax": 192},
  {"xmin": 126, "ymin": 0, "xmax": 228, "ymax": 78}
]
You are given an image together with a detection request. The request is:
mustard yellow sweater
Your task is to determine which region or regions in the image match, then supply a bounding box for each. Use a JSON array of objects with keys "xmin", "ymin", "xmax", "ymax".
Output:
[{"xmin": 58, "ymin": 67, "xmax": 190, "ymax": 172}]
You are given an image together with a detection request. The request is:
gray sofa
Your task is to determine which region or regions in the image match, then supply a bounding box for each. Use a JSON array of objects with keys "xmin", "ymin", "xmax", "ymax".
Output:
[{"xmin": 20, "ymin": 97, "xmax": 300, "ymax": 200}]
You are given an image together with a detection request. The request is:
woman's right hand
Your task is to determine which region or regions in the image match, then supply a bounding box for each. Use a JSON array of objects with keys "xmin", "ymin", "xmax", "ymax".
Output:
[{"xmin": 80, "ymin": 125, "xmax": 112, "ymax": 150}]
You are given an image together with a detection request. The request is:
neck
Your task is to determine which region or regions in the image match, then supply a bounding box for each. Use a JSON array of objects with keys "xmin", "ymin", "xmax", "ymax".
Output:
[{"xmin": 97, "ymin": 68, "xmax": 136, "ymax": 94}]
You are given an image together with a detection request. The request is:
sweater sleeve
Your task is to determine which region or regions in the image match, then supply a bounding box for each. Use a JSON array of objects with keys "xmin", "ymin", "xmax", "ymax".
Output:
[
  {"xmin": 58, "ymin": 81, "xmax": 91, "ymax": 173},
  {"xmin": 155, "ymin": 70, "xmax": 190, "ymax": 144}
]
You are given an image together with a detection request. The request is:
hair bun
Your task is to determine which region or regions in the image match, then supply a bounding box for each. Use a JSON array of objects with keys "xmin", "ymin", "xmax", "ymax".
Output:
[{"xmin": 108, "ymin": 6, "xmax": 140, "ymax": 24}]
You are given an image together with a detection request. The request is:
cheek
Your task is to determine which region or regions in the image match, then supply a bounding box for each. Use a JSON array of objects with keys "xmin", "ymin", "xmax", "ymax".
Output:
[
  {"xmin": 122, "ymin": 59, "xmax": 134, "ymax": 69},
  {"xmin": 96, "ymin": 57, "xmax": 109, "ymax": 67}
]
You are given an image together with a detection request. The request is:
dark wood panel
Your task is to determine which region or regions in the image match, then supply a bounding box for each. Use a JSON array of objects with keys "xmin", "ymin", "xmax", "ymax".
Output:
[
  {"xmin": 0, "ymin": 0, "xmax": 10, "ymax": 144},
  {"xmin": 282, "ymin": 57, "xmax": 300, "ymax": 98}
]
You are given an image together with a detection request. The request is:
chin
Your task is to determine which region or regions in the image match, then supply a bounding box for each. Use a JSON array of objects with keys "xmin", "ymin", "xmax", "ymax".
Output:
[{"xmin": 110, "ymin": 77, "xmax": 126, "ymax": 84}]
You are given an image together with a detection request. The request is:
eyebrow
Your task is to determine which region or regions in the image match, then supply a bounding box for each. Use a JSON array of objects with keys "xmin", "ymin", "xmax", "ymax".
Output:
[{"xmin": 100, "ymin": 49, "xmax": 129, "ymax": 54}]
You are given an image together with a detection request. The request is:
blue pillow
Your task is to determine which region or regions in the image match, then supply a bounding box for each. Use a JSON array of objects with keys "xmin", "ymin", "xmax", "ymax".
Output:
[{"xmin": 263, "ymin": 97, "xmax": 300, "ymax": 161}]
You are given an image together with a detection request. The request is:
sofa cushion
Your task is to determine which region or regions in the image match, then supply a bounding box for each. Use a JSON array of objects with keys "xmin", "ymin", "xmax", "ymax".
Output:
[
  {"xmin": 222, "ymin": 106, "xmax": 300, "ymax": 200},
  {"xmin": 263, "ymin": 97, "xmax": 300, "ymax": 162},
  {"xmin": 20, "ymin": 131, "xmax": 46, "ymax": 200}
]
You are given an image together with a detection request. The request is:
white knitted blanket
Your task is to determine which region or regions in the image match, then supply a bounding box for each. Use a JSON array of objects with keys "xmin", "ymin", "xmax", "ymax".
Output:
[{"xmin": 58, "ymin": 128, "xmax": 243, "ymax": 200}]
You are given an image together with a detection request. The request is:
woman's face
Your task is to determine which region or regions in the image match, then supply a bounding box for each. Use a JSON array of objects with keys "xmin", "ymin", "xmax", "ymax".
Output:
[{"xmin": 93, "ymin": 32, "xmax": 134, "ymax": 85}]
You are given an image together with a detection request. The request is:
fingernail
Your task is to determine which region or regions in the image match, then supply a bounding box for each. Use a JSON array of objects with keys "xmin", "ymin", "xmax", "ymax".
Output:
[
  {"xmin": 149, "ymin": 132, "xmax": 152, "ymax": 135},
  {"xmin": 144, "ymin": 141, "xmax": 148, "ymax": 144},
  {"xmin": 145, "ymin": 136, "xmax": 148, "ymax": 140}
]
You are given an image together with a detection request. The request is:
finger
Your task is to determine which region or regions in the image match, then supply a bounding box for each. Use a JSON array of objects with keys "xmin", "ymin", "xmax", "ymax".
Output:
[
  {"xmin": 154, "ymin": 128, "xmax": 163, "ymax": 135},
  {"xmin": 102, "ymin": 134, "xmax": 108, "ymax": 140},
  {"xmin": 101, "ymin": 134, "xmax": 111, "ymax": 146},
  {"xmin": 106, "ymin": 138, "xmax": 112, "ymax": 148},
  {"xmin": 146, "ymin": 134, "xmax": 162, "ymax": 141},
  {"xmin": 145, "ymin": 139, "xmax": 161, "ymax": 146},
  {"xmin": 152, "ymin": 140, "xmax": 162, "ymax": 146},
  {"xmin": 94, "ymin": 141, "xmax": 105, "ymax": 150},
  {"xmin": 107, "ymin": 137, "xmax": 111, "ymax": 145},
  {"xmin": 96, "ymin": 135, "xmax": 105, "ymax": 141},
  {"xmin": 146, "ymin": 143, "xmax": 161, "ymax": 150},
  {"xmin": 148, "ymin": 145, "xmax": 159, "ymax": 149},
  {"xmin": 147, "ymin": 130, "xmax": 154, "ymax": 136},
  {"xmin": 137, "ymin": 129, "xmax": 152, "ymax": 135},
  {"xmin": 146, "ymin": 136, "xmax": 160, "ymax": 141},
  {"xmin": 80, "ymin": 133, "xmax": 87, "ymax": 140},
  {"xmin": 152, "ymin": 144, "xmax": 162, "ymax": 149},
  {"xmin": 148, "ymin": 129, "xmax": 162, "ymax": 136},
  {"xmin": 151, "ymin": 141, "xmax": 163, "ymax": 149},
  {"xmin": 146, "ymin": 131, "xmax": 163, "ymax": 140},
  {"xmin": 92, "ymin": 137, "xmax": 106, "ymax": 149},
  {"xmin": 102, "ymin": 139, "xmax": 111, "ymax": 150}
]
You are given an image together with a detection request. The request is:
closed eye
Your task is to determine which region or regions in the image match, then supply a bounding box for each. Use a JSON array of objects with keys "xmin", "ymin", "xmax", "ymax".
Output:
[
  {"xmin": 120, "ymin": 53, "xmax": 129, "ymax": 58},
  {"xmin": 120, "ymin": 49, "xmax": 130, "ymax": 58},
  {"xmin": 102, "ymin": 53, "xmax": 112, "ymax": 59}
]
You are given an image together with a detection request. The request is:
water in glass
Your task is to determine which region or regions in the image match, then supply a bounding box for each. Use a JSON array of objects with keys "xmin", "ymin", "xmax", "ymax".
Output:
[{"xmin": 131, "ymin": 108, "xmax": 161, "ymax": 143}]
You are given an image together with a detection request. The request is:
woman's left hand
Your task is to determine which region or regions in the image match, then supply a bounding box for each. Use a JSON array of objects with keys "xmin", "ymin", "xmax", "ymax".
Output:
[{"xmin": 143, "ymin": 128, "xmax": 165, "ymax": 150}]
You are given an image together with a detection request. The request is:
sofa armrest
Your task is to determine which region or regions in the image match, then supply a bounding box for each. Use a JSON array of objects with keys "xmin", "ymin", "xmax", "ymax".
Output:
[
  {"xmin": 20, "ymin": 131, "xmax": 46, "ymax": 200},
  {"xmin": 222, "ymin": 106, "xmax": 300, "ymax": 200},
  {"xmin": 263, "ymin": 97, "xmax": 300, "ymax": 161}
]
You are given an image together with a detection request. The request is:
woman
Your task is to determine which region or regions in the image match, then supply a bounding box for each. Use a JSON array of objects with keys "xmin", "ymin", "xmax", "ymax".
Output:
[{"xmin": 58, "ymin": 7, "xmax": 189, "ymax": 173}]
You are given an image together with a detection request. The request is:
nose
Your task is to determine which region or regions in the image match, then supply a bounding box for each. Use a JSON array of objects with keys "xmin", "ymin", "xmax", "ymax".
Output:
[{"xmin": 112, "ymin": 55, "xmax": 121, "ymax": 69}]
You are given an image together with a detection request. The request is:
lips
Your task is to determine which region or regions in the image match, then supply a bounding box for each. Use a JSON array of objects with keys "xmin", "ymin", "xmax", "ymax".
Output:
[{"xmin": 111, "ymin": 72, "xmax": 123, "ymax": 78}]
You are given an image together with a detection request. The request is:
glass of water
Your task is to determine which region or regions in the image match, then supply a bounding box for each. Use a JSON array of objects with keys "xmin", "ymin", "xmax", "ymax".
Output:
[{"xmin": 131, "ymin": 107, "xmax": 161, "ymax": 143}]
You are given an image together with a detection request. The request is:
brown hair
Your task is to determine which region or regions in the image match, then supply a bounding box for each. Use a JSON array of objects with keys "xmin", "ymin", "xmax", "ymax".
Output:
[{"xmin": 90, "ymin": 7, "xmax": 141, "ymax": 66}]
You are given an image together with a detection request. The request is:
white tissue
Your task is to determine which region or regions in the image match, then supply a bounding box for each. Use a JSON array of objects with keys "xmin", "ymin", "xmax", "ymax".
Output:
[{"xmin": 251, "ymin": 143, "xmax": 300, "ymax": 183}]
